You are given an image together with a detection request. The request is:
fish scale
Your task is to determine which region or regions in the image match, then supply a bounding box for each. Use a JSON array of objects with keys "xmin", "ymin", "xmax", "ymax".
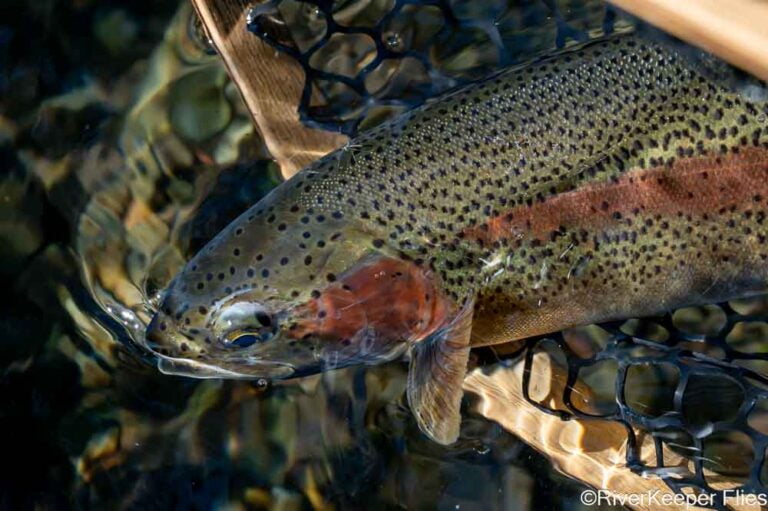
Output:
[
  {"xmin": 146, "ymin": 33, "xmax": 768, "ymax": 444},
  {"xmin": 295, "ymin": 35, "xmax": 767, "ymax": 335}
]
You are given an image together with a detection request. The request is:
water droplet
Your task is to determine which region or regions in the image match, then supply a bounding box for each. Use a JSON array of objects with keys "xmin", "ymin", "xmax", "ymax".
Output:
[
  {"xmin": 147, "ymin": 290, "xmax": 163, "ymax": 310},
  {"xmin": 385, "ymin": 32, "xmax": 402, "ymax": 51},
  {"xmin": 246, "ymin": 8, "xmax": 257, "ymax": 25}
]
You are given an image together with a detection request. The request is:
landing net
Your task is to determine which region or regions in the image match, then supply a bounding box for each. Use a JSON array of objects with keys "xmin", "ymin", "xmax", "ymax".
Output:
[{"xmin": 246, "ymin": 0, "xmax": 768, "ymax": 505}]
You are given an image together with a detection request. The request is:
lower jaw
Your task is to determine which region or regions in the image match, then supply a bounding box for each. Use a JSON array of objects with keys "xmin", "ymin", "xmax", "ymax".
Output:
[{"xmin": 156, "ymin": 354, "xmax": 294, "ymax": 379}]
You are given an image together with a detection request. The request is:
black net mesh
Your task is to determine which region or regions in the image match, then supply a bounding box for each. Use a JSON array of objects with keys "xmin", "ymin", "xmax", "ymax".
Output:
[
  {"xmin": 516, "ymin": 297, "xmax": 768, "ymax": 507},
  {"xmin": 246, "ymin": 0, "xmax": 629, "ymax": 136},
  {"xmin": 245, "ymin": 0, "xmax": 768, "ymax": 506}
]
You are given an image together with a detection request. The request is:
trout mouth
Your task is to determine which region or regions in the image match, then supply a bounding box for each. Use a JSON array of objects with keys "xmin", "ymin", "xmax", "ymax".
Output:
[{"xmin": 155, "ymin": 353, "xmax": 295, "ymax": 379}]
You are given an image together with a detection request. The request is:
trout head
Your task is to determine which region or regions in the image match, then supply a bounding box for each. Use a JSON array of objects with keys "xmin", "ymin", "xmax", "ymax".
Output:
[{"xmin": 145, "ymin": 198, "xmax": 454, "ymax": 381}]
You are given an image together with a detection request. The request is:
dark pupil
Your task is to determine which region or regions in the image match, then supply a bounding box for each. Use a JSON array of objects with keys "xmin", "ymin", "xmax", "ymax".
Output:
[{"xmin": 231, "ymin": 335, "xmax": 259, "ymax": 348}]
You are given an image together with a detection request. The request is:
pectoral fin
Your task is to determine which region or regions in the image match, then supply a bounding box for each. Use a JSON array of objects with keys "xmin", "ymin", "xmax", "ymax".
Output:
[{"xmin": 407, "ymin": 304, "xmax": 474, "ymax": 445}]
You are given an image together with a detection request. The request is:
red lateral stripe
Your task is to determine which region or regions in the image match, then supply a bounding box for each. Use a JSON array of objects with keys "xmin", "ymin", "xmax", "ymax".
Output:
[{"xmin": 465, "ymin": 148, "xmax": 768, "ymax": 244}]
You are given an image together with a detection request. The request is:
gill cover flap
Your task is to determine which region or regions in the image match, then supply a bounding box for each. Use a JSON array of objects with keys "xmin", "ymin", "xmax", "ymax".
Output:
[{"xmin": 407, "ymin": 302, "xmax": 474, "ymax": 445}]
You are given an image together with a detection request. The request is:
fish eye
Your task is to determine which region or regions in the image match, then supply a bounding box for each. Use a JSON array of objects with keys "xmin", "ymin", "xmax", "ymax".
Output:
[
  {"xmin": 212, "ymin": 302, "xmax": 279, "ymax": 349},
  {"xmin": 227, "ymin": 332, "xmax": 273, "ymax": 349}
]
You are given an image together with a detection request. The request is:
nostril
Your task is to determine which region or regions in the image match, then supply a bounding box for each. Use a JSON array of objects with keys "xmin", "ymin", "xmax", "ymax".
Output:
[
  {"xmin": 145, "ymin": 315, "xmax": 169, "ymax": 351},
  {"xmin": 255, "ymin": 312, "xmax": 272, "ymax": 327}
]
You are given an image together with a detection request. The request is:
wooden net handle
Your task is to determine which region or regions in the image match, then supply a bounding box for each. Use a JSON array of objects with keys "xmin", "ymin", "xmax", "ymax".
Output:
[
  {"xmin": 607, "ymin": 0, "xmax": 768, "ymax": 82},
  {"xmin": 190, "ymin": 0, "xmax": 347, "ymax": 178}
]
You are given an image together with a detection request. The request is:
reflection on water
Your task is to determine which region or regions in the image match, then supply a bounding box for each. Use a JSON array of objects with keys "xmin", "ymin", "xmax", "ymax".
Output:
[{"xmin": 1, "ymin": 0, "xmax": 615, "ymax": 508}]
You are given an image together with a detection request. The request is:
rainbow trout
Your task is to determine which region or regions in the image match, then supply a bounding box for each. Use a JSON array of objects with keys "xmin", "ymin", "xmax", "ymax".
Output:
[{"xmin": 146, "ymin": 34, "xmax": 768, "ymax": 444}]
